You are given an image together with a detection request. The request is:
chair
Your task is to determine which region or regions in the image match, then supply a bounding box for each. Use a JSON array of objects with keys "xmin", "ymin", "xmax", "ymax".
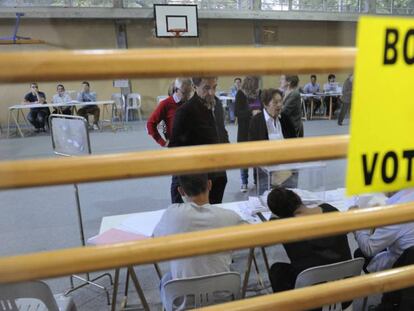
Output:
[
  {"xmin": 126, "ymin": 93, "xmax": 142, "ymax": 121},
  {"xmin": 295, "ymin": 258, "xmax": 364, "ymax": 311},
  {"xmin": 161, "ymin": 272, "xmax": 241, "ymax": 311},
  {"xmin": 0, "ymin": 280, "xmax": 77, "ymax": 311},
  {"xmin": 111, "ymin": 93, "xmax": 124, "ymax": 122}
]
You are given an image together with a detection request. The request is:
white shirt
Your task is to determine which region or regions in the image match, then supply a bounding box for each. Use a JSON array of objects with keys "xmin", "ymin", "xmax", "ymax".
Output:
[
  {"xmin": 355, "ymin": 189, "xmax": 414, "ymax": 272},
  {"xmin": 152, "ymin": 202, "xmax": 243, "ymax": 279},
  {"xmin": 263, "ymin": 108, "xmax": 284, "ymax": 141},
  {"xmin": 52, "ymin": 93, "xmax": 72, "ymax": 104}
]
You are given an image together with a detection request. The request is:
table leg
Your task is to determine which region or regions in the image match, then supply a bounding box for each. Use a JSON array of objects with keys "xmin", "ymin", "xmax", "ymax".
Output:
[
  {"xmin": 12, "ymin": 109, "xmax": 24, "ymax": 138},
  {"xmin": 310, "ymin": 99, "xmax": 314, "ymax": 120},
  {"xmin": 7, "ymin": 109, "xmax": 12, "ymax": 138},
  {"xmin": 261, "ymin": 247, "xmax": 271, "ymax": 276},
  {"xmin": 329, "ymin": 97, "xmax": 333, "ymax": 120},
  {"xmin": 111, "ymin": 268, "xmax": 120, "ymax": 311},
  {"xmin": 154, "ymin": 263, "xmax": 162, "ymax": 280},
  {"xmin": 241, "ymin": 248, "xmax": 255, "ymax": 298},
  {"xmin": 128, "ymin": 266, "xmax": 150, "ymax": 311}
]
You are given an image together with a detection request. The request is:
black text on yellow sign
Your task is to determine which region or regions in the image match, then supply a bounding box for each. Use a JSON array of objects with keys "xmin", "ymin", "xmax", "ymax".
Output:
[{"xmin": 346, "ymin": 16, "xmax": 414, "ymax": 195}]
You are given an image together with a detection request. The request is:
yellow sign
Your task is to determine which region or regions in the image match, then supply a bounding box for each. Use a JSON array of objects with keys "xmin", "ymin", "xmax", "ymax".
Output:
[{"xmin": 347, "ymin": 16, "xmax": 414, "ymax": 195}]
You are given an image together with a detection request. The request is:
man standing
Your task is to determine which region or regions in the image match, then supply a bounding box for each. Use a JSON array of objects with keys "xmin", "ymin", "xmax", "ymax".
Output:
[
  {"xmin": 153, "ymin": 174, "xmax": 243, "ymax": 281},
  {"xmin": 24, "ymin": 83, "xmax": 50, "ymax": 133},
  {"xmin": 77, "ymin": 81, "xmax": 100, "ymax": 130},
  {"xmin": 338, "ymin": 74, "xmax": 353, "ymax": 126},
  {"xmin": 228, "ymin": 77, "xmax": 242, "ymax": 123},
  {"xmin": 169, "ymin": 77, "xmax": 229, "ymax": 204},
  {"xmin": 303, "ymin": 74, "xmax": 321, "ymax": 115},
  {"xmin": 147, "ymin": 78, "xmax": 193, "ymax": 147}
]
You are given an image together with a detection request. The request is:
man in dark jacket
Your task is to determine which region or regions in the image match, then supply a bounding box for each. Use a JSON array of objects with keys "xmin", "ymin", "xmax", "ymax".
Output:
[{"xmin": 169, "ymin": 77, "xmax": 229, "ymax": 204}]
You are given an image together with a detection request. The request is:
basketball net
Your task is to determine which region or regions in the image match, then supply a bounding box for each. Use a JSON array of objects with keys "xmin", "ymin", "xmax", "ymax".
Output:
[{"xmin": 168, "ymin": 28, "xmax": 186, "ymax": 38}]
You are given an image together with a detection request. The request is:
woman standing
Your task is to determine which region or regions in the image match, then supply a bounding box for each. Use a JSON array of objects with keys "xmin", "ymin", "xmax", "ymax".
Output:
[{"xmin": 235, "ymin": 76, "xmax": 262, "ymax": 192}]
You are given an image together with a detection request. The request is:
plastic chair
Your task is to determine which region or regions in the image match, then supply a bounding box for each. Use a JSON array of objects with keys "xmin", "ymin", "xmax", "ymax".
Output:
[
  {"xmin": 126, "ymin": 93, "xmax": 142, "ymax": 121},
  {"xmin": 111, "ymin": 93, "xmax": 124, "ymax": 122},
  {"xmin": 295, "ymin": 258, "xmax": 365, "ymax": 311},
  {"xmin": 161, "ymin": 272, "xmax": 241, "ymax": 311},
  {"xmin": 0, "ymin": 280, "xmax": 77, "ymax": 311}
]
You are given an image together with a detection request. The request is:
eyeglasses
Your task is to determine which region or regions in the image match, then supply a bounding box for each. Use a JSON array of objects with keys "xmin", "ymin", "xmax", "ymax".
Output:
[{"xmin": 31, "ymin": 86, "xmax": 38, "ymax": 89}]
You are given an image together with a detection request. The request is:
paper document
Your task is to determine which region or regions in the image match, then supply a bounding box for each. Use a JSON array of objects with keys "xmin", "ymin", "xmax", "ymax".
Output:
[
  {"xmin": 88, "ymin": 228, "xmax": 148, "ymax": 245},
  {"xmin": 117, "ymin": 209, "xmax": 165, "ymax": 237}
]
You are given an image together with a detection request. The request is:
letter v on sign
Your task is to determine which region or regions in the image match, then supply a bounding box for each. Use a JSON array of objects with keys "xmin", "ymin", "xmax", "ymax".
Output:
[{"xmin": 346, "ymin": 16, "xmax": 414, "ymax": 195}]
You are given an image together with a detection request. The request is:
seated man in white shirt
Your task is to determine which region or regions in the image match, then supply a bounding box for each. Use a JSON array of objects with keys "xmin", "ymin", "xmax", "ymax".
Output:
[
  {"xmin": 353, "ymin": 188, "xmax": 414, "ymax": 273},
  {"xmin": 303, "ymin": 74, "xmax": 322, "ymax": 115},
  {"xmin": 52, "ymin": 84, "xmax": 73, "ymax": 115},
  {"xmin": 153, "ymin": 173, "xmax": 243, "ymax": 284}
]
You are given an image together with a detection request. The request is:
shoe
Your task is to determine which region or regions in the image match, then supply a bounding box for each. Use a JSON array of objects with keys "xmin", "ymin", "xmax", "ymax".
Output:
[
  {"xmin": 240, "ymin": 184, "xmax": 248, "ymax": 193},
  {"xmin": 93, "ymin": 124, "xmax": 99, "ymax": 130}
]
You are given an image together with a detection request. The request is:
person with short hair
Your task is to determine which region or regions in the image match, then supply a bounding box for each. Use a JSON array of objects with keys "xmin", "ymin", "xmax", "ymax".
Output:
[
  {"xmin": 77, "ymin": 81, "xmax": 100, "ymax": 130},
  {"xmin": 267, "ymin": 187, "xmax": 352, "ymax": 296},
  {"xmin": 235, "ymin": 76, "xmax": 262, "ymax": 192},
  {"xmin": 147, "ymin": 78, "xmax": 193, "ymax": 147},
  {"xmin": 52, "ymin": 84, "xmax": 72, "ymax": 115},
  {"xmin": 303, "ymin": 74, "xmax": 322, "ymax": 115},
  {"xmin": 283, "ymin": 75, "xmax": 304, "ymax": 137},
  {"xmin": 153, "ymin": 173, "xmax": 243, "ymax": 282},
  {"xmin": 23, "ymin": 83, "xmax": 50, "ymax": 132},
  {"xmin": 338, "ymin": 74, "xmax": 353, "ymax": 126},
  {"xmin": 323, "ymin": 74, "xmax": 341, "ymax": 117},
  {"xmin": 228, "ymin": 77, "xmax": 241, "ymax": 123},
  {"xmin": 169, "ymin": 77, "xmax": 229, "ymax": 204}
]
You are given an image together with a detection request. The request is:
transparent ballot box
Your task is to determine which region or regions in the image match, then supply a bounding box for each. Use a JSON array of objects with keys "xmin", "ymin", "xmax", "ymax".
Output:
[{"xmin": 256, "ymin": 161, "xmax": 327, "ymax": 198}]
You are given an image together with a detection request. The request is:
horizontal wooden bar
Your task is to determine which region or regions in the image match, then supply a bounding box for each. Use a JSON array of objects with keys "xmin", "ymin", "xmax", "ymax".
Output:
[
  {"xmin": 0, "ymin": 39, "xmax": 45, "ymax": 45},
  {"xmin": 201, "ymin": 264, "xmax": 414, "ymax": 311},
  {"xmin": 0, "ymin": 135, "xmax": 348, "ymax": 189},
  {"xmin": 0, "ymin": 47, "xmax": 356, "ymax": 83},
  {"xmin": 0, "ymin": 202, "xmax": 413, "ymax": 284}
]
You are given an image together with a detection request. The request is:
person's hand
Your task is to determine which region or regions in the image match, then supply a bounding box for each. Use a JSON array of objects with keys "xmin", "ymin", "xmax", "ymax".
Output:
[
  {"xmin": 252, "ymin": 109, "xmax": 261, "ymax": 116},
  {"xmin": 164, "ymin": 140, "xmax": 169, "ymax": 147}
]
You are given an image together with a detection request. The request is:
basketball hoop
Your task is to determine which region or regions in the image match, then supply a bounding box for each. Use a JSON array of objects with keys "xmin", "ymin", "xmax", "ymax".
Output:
[{"xmin": 168, "ymin": 28, "xmax": 186, "ymax": 38}]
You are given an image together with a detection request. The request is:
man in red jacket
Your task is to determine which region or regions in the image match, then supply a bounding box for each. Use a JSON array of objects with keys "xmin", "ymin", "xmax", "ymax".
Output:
[{"xmin": 147, "ymin": 78, "xmax": 193, "ymax": 147}]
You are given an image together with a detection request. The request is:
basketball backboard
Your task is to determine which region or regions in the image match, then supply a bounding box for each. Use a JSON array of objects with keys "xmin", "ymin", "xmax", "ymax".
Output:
[{"xmin": 154, "ymin": 4, "xmax": 199, "ymax": 38}]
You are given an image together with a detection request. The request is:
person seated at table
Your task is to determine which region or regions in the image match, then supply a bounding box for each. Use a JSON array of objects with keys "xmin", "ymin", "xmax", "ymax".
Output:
[
  {"xmin": 283, "ymin": 75, "xmax": 303, "ymax": 137},
  {"xmin": 153, "ymin": 173, "xmax": 243, "ymax": 283},
  {"xmin": 77, "ymin": 81, "xmax": 100, "ymax": 130},
  {"xmin": 267, "ymin": 187, "xmax": 352, "ymax": 296},
  {"xmin": 23, "ymin": 83, "xmax": 50, "ymax": 133},
  {"xmin": 52, "ymin": 84, "xmax": 72, "ymax": 115},
  {"xmin": 323, "ymin": 74, "xmax": 341, "ymax": 117},
  {"xmin": 352, "ymin": 188, "xmax": 414, "ymax": 274},
  {"xmin": 303, "ymin": 74, "xmax": 322, "ymax": 115}
]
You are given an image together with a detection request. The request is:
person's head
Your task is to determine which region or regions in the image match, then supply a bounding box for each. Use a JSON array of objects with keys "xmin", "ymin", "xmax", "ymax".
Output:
[
  {"xmin": 82, "ymin": 81, "xmax": 90, "ymax": 92},
  {"xmin": 30, "ymin": 83, "xmax": 38, "ymax": 93},
  {"xmin": 279, "ymin": 75, "xmax": 287, "ymax": 90},
  {"xmin": 234, "ymin": 77, "xmax": 242, "ymax": 89},
  {"xmin": 267, "ymin": 187, "xmax": 303, "ymax": 218},
  {"xmin": 286, "ymin": 75, "xmax": 299, "ymax": 90},
  {"xmin": 57, "ymin": 84, "xmax": 65, "ymax": 95},
  {"xmin": 192, "ymin": 77, "xmax": 218, "ymax": 107},
  {"xmin": 177, "ymin": 174, "xmax": 212, "ymax": 200},
  {"xmin": 241, "ymin": 76, "xmax": 260, "ymax": 99},
  {"xmin": 174, "ymin": 78, "xmax": 193, "ymax": 102},
  {"xmin": 328, "ymin": 74, "xmax": 336, "ymax": 83},
  {"xmin": 261, "ymin": 88, "xmax": 283, "ymax": 118},
  {"xmin": 310, "ymin": 74, "xmax": 317, "ymax": 84}
]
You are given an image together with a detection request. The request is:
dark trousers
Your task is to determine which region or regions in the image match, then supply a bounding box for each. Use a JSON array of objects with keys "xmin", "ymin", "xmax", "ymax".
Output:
[
  {"xmin": 27, "ymin": 108, "xmax": 49, "ymax": 129},
  {"xmin": 338, "ymin": 101, "xmax": 351, "ymax": 125},
  {"xmin": 324, "ymin": 96, "xmax": 340, "ymax": 116},
  {"xmin": 170, "ymin": 173, "xmax": 227, "ymax": 204},
  {"xmin": 77, "ymin": 105, "xmax": 100, "ymax": 124}
]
